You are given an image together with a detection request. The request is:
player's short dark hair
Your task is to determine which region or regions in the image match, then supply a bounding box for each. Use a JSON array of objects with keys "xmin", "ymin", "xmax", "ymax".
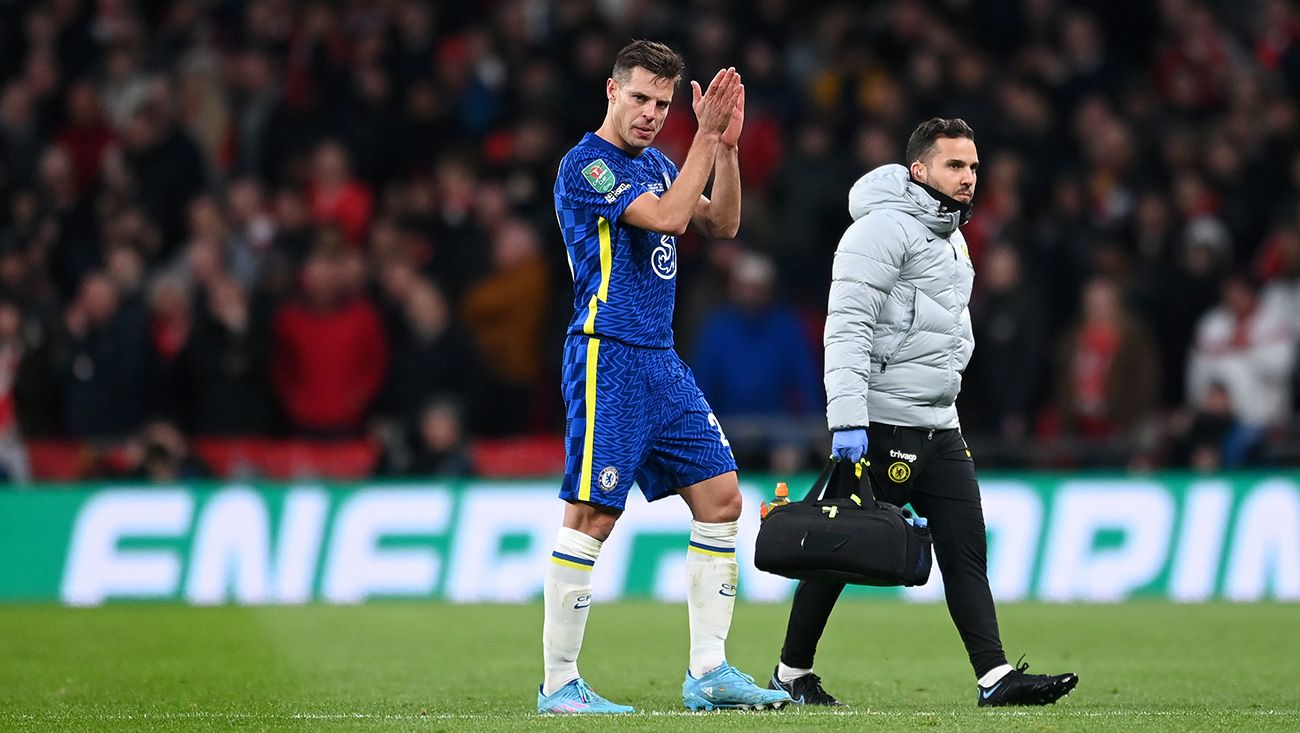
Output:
[
  {"xmin": 612, "ymin": 40, "xmax": 684, "ymax": 84},
  {"xmin": 905, "ymin": 118, "xmax": 975, "ymax": 166}
]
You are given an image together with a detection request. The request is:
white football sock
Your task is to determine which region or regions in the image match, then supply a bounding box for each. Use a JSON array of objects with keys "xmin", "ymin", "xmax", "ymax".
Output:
[
  {"xmin": 978, "ymin": 664, "xmax": 1014, "ymax": 687},
  {"xmin": 542, "ymin": 527, "xmax": 602, "ymax": 696},
  {"xmin": 686, "ymin": 520, "xmax": 738, "ymax": 678},
  {"xmin": 778, "ymin": 662, "xmax": 813, "ymax": 683}
]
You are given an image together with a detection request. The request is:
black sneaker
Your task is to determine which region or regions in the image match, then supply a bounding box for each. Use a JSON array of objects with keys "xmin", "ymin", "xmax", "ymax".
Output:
[
  {"xmin": 977, "ymin": 659, "xmax": 1078, "ymax": 707},
  {"xmin": 768, "ymin": 666, "xmax": 843, "ymax": 706}
]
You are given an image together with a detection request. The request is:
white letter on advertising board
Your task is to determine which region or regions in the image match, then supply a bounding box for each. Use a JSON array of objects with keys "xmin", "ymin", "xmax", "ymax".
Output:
[
  {"xmin": 184, "ymin": 487, "xmax": 329, "ymax": 605},
  {"xmin": 322, "ymin": 488, "xmax": 450, "ymax": 603},
  {"xmin": 61, "ymin": 489, "xmax": 193, "ymax": 605},
  {"xmin": 269, "ymin": 488, "xmax": 329, "ymax": 603},
  {"xmin": 446, "ymin": 487, "xmax": 559, "ymax": 602},
  {"xmin": 1224, "ymin": 480, "xmax": 1300, "ymax": 601},
  {"xmin": 1040, "ymin": 482, "xmax": 1174, "ymax": 601},
  {"xmin": 1169, "ymin": 481, "xmax": 1231, "ymax": 602},
  {"xmin": 186, "ymin": 487, "xmax": 273, "ymax": 604}
]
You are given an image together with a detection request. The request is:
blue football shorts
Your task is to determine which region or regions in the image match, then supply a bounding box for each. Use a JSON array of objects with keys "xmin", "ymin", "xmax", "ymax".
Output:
[{"xmin": 559, "ymin": 335, "xmax": 738, "ymax": 510}]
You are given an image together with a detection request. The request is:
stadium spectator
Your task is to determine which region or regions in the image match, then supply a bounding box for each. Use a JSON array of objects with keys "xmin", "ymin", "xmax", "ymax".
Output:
[
  {"xmin": 1177, "ymin": 217, "xmax": 1233, "ymax": 335},
  {"xmin": 674, "ymin": 237, "xmax": 744, "ymax": 351},
  {"xmin": 128, "ymin": 417, "xmax": 212, "ymax": 483},
  {"xmin": 1255, "ymin": 222, "xmax": 1300, "ymax": 316},
  {"xmin": 224, "ymin": 177, "xmax": 278, "ymax": 291},
  {"xmin": 226, "ymin": 47, "xmax": 291, "ymax": 185},
  {"xmin": 106, "ymin": 243, "xmax": 147, "ymax": 305},
  {"xmin": 379, "ymin": 278, "xmax": 485, "ymax": 436},
  {"xmin": 691, "ymin": 251, "xmax": 822, "ymax": 470},
  {"xmin": 428, "ymin": 156, "xmax": 491, "ymax": 302},
  {"xmin": 376, "ymin": 397, "xmax": 474, "ymax": 478},
  {"xmin": 0, "ymin": 82, "xmax": 42, "ymax": 189},
  {"xmin": 967, "ymin": 243, "xmax": 1046, "ymax": 449},
  {"xmin": 1128, "ymin": 192, "xmax": 1200, "ymax": 407},
  {"xmin": 693, "ymin": 251, "xmax": 821, "ymax": 416},
  {"xmin": 1031, "ymin": 176, "xmax": 1097, "ymax": 335},
  {"xmin": 271, "ymin": 250, "xmax": 387, "ymax": 437},
  {"xmin": 1049, "ymin": 277, "xmax": 1161, "ymax": 457},
  {"xmin": 99, "ymin": 35, "xmax": 151, "ymax": 131},
  {"xmin": 120, "ymin": 99, "xmax": 208, "ymax": 250},
  {"xmin": 768, "ymin": 120, "xmax": 855, "ymax": 305},
  {"xmin": 1186, "ymin": 272, "xmax": 1297, "ymax": 466},
  {"xmin": 0, "ymin": 245, "xmax": 60, "ymax": 439},
  {"xmin": 36, "ymin": 144, "xmax": 99, "ymax": 298},
  {"xmin": 333, "ymin": 63, "xmax": 405, "ymax": 190},
  {"xmin": 172, "ymin": 213, "xmax": 228, "ymax": 300},
  {"xmin": 268, "ymin": 186, "xmax": 315, "ymax": 268},
  {"xmin": 177, "ymin": 59, "xmax": 229, "ymax": 175},
  {"xmin": 58, "ymin": 271, "xmax": 150, "ymax": 439},
  {"xmin": 306, "ymin": 140, "xmax": 374, "ymax": 248},
  {"xmin": 53, "ymin": 79, "xmax": 115, "ymax": 197},
  {"xmin": 181, "ymin": 274, "xmax": 275, "ymax": 436},
  {"xmin": 0, "ymin": 299, "xmax": 30, "ymax": 483},
  {"xmin": 374, "ymin": 255, "xmax": 421, "ymax": 341},
  {"xmin": 1168, "ymin": 381, "xmax": 1241, "ymax": 471},
  {"xmin": 143, "ymin": 270, "xmax": 190, "ymax": 422},
  {"xmin": 1154, "ymin": 3, "xmax": 1234, "ymax": 114},
  {"xmin": 460, "ymin": 217, "xmax": 548, "ymax": 434}
]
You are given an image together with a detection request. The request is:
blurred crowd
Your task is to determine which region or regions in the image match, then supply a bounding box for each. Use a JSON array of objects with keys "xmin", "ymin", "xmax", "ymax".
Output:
[{"xmin": 1, "ymin": 0, "xmax": 1298, "ymax": 482}]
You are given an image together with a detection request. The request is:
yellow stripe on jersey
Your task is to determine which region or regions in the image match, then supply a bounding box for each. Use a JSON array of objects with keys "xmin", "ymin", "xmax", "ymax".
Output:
[
  {"xmin": 582, "ymin": 217, "xmax": 613, "ymax": 336},
  {"xmin": 596, "ymin": 217, "xmax": 612, "ymax": 300},
  {"xmin": 578, "ymin": 336, "xmax": 601, "ymax": 502}
]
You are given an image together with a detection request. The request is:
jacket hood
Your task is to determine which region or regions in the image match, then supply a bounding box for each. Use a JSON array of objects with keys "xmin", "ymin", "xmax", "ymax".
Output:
[{"xmin": 847, "ymin": 164, "xmax": 963, "ymax": 236}]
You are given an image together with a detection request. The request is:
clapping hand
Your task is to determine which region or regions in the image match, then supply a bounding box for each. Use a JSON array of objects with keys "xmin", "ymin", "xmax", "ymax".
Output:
[
  {"xmin": 719, "ymin": 77, "xmax": 745, "ymax": 148},
  {"xmin": 691, "ymin": 67, "xmax": 741, "ymax": 137}
]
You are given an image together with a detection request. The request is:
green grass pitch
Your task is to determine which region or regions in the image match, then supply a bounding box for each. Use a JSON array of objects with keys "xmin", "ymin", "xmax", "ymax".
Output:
[{"xmin": 1, "ymin": 601, "xmax": 1297, "ymax": 731}]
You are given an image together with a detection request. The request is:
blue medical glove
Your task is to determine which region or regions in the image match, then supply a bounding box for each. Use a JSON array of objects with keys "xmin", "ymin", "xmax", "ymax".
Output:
[{"xmin": 832, "ymin": 428, "xmax": 868, "ymax": 463}]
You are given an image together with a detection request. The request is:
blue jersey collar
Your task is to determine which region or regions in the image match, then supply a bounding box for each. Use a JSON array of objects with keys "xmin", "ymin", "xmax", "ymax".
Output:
[{"xmin": 583, "ymin": 131, "xmax": 644, "ymax": 160}]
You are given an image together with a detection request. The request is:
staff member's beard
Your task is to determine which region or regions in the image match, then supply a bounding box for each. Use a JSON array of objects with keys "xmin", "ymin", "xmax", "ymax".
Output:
[{"xmin": 910, "ymin": 175, "xmax": 974, "ymax": 226}]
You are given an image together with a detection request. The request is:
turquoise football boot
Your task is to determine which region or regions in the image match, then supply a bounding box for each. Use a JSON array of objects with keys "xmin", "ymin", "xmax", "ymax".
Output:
[
  {"xmin": 683, "ymin": 663, "xmax": 793, "ymax": 711},
  {"xmin": 537, "ymin": 678, "xmax": 635, "ymax": 714}
]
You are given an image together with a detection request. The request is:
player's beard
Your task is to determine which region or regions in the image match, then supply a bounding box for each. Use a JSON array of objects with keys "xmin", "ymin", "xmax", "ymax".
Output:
[{"xmin": 921, "ymin": 172, "xmax": 971, "ymax": 203}]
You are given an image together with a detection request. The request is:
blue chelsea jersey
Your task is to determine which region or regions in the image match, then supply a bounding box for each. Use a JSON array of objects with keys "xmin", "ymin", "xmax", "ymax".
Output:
[{"xmin": 554, "ymin": 132, "xmax": 680, "ymax": 349}]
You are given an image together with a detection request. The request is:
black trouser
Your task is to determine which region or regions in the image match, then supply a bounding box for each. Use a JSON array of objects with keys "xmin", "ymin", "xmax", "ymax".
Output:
[{"xmin": 778, "ymin": 423, "xmax": 1009, "ymax": 678}]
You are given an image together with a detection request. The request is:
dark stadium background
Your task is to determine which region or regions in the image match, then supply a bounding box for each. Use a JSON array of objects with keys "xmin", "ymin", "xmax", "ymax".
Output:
[{"xmin": 0, "ymin": 0, "xmax": 1298, "ymax": 483}]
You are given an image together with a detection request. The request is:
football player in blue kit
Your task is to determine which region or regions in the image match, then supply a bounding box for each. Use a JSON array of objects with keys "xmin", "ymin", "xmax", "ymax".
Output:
[{"xmin": 537, "ymin": 40, "xmax": 791, "ymax": 714}]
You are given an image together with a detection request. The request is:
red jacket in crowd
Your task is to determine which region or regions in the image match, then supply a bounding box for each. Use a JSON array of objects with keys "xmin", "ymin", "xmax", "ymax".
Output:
[{"xmin": 271, "ymin": 297, "xmax": 387, "ymax": 434}]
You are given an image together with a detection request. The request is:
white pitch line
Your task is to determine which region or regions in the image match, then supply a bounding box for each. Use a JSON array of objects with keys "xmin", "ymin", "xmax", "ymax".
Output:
[{"xmin": 2, "ymin": 709, "xmax": 1297, "ymax": 722}]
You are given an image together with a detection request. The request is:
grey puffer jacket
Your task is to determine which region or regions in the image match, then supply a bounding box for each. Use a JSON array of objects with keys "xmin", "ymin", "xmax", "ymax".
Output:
[{"xmin": 824, "ymin": 164, "xmax": 975, "ymax": 431}]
